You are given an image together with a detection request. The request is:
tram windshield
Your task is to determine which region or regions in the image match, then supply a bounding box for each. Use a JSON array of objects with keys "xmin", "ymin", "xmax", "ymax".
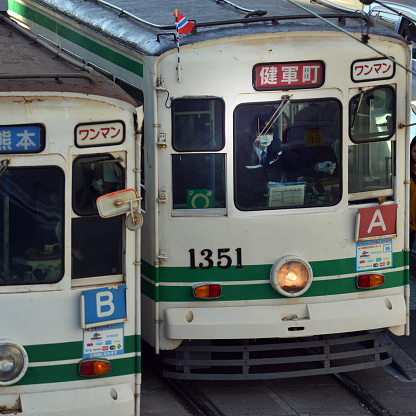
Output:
[
  {"xmin": 234, "ymin": 99, "xmax": 342, "ymax": 210},
  {"xmin": 0, "ymin": 166, "xmax": 64, "ymax": 284}
]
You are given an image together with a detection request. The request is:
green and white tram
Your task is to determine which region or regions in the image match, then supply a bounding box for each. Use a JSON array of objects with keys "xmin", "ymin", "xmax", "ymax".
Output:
[
  {"xmin": 9, "ymin": 0, "xmax": 414, "ymax": 379},
  {"xmin": 0, "ymin": 9, "xmax": 142, "ymax": 415}
]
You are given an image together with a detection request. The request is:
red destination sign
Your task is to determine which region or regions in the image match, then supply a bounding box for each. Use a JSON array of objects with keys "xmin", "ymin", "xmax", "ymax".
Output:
[
  {"xmin": 355, "ymin": 204, "xmax": 397, "ymax": 241},
  {"xmin": 253, "ymin": 61, "xmax": 325, "ymax": 91}
]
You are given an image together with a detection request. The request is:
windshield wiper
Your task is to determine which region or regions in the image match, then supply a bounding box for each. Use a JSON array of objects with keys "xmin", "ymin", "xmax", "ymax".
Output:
[
  {"xmin": 258, "ymin": 95, "xmax": 292, "ymax": 138},
  {"xmin": 351, "ymin": 88, "xmax": 364, "ymax": 128}
]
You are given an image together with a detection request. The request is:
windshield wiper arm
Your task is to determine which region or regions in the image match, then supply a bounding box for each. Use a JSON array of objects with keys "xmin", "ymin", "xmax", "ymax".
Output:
[
  {"xmin": 258, "ymin": 95, "xmax": 292, "ymax": 138},
  {"xmin": 351, "ymin": 88, "xmax": 364, "ymax": 128}
]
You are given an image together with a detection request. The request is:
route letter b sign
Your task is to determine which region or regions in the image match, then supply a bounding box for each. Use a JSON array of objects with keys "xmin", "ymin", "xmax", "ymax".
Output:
[{"xmin": 81, "ymin": 284, "xmax": 127, "ymax": 328}]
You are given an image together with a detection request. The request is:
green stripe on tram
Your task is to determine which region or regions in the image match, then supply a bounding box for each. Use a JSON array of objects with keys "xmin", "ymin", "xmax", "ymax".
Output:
[
  {"xmin": 141, "ymin": 252, "xmax": 407, "ymax": 302},
  {"xmin": 16, "ymin": 335, "xmax": 141, "ymax": 385},
  {"xmin": 156, "ymin": 269, "xmax": 406, "ymax": 302},
  {"xmin": 17, "ymin": 356, "xmax": 138, "ymax": 386},
  {"xmin": 8, "ymin": 0, "xmax": 143, "ymax": 77}
]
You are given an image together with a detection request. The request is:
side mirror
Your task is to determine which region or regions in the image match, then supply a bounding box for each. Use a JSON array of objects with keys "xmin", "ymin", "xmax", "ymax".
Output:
[{"xmin": 97, "ymin": 189, "xmax": 143, "ymax": 230}]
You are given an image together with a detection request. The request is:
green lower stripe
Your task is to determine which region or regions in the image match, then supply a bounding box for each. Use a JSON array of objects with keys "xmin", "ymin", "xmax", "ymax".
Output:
[
  {"xmin": 142, "ymin": 276, "xmax": 157, "ymax": 300},
  {"xmin": 18, "ymin": 356, "xmax": 138, "ymax": 386},
  {"xmin": 16, "ymin": 335, "xmax": 142, "ymax": 385},
  {"xmin": 154, "ymin": 270, "xmax": 405, "ymax": 302},
  {"xmin": 9, "ymin": 0, "xmax": 143, "ymax": 77}
]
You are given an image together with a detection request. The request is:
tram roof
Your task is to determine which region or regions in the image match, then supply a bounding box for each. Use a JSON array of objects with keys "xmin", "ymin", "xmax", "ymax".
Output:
[
  {"xmin": 24, "ymin": 0, "xmax": 405, "ymax": 56},
  {"xmin": 0, "ymin": 12, "xmax": 137, "ymax": 106}
]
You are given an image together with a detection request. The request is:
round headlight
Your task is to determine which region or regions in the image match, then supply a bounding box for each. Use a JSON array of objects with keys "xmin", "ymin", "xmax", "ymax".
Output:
[
  {"xmin": 0, "ymin": 340, "xmax": 28, "ymax": 386},
  {"xmin": 270, "ymin": 256, "xmax": 313, "ymax": 297}
]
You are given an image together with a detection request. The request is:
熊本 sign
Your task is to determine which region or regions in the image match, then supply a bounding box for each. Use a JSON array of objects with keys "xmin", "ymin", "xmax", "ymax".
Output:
[{"xmin": 0, "ymin": 125, "xmax": 44, "ymax": 153}]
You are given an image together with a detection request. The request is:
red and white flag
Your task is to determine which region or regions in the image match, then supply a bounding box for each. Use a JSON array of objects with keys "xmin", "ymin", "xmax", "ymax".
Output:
[{"xmin": 174, "ymin": 9, "xmax": 194, "ymax": 38}]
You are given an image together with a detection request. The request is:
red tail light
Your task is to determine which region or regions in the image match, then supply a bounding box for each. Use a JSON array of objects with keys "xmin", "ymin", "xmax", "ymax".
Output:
[
  {"xmin": 357, "ymin": 274, "xmax": 385, "ymax": 289},
  {"xmin": 193, "ymin": 284, "xmax": 222, "ymax": 299},
  {"xmin": 79, "ymin": 359, "xmax": 111, "ymax": 377}
]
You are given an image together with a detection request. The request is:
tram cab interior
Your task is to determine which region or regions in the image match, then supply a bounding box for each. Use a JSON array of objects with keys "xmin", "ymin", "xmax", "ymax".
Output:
[
  {"xmin": 170, "ymin": 96, "xmax": 344, "ymax": 212},
  {"xmin": 0, "ymin": 165, "xmax": 64, "ymax": 283},
  {"xmin": 169, "ymin": 86, "xmax": 396, "ymax": 212},
  {"xmin": 0, "ymin": 155, "xmax": 126, "ymax": 284}
]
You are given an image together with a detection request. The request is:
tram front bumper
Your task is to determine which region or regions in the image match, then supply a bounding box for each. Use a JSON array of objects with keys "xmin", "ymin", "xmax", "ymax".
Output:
[
  {"xmin": 164, "ymin": 294, "xmax": 406, "ymax": 340},
  {"xmin": 10, "ymin": 383, "xmax": 134, "ymax": 415}
]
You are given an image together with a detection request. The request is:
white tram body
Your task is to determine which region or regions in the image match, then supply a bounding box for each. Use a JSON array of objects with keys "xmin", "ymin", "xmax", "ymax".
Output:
[
  {"xmin": 9, "ymin": 0, "xmax": 414, "ymax": 379},
  {"xmin": 0, "ymin": 9, "xmax": 142, "ymax": 415}
]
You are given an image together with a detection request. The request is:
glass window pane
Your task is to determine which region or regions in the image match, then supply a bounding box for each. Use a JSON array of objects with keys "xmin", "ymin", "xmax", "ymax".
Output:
[
  {"xmin": 0, "ymin": 167, "xmax": 64, "ymax": 285},
  {"xmin": 172, "ymin": 154, "xmax": 226, "ymax": 209},
  {"xmin": 115, "ymin": 78, "xmax": 144, "ymax": 105},
  {"xmin": 348, "ymin": 141, "xmax": 393, "ymax": 194},
  {"xmin": 234, "ymin": 99, "xmax": 341, "ymax": 210},
  {"xmin": 370, "ymin": 10, "xmax": 399, "ymax": 31},
  {"xmin": 73, "ymin": 155, "xmax": 125, "ymax": 216},
  {"xmin": 72, "ymin": 216, "xmax": 122, "ymax": 279},
  {"xmin": 350, "ymin": 86, "xmax": 395, "ymax": 143},
  {"xmin": 172, "ymin": 99, "xmax": 224, "ymax": 151}
]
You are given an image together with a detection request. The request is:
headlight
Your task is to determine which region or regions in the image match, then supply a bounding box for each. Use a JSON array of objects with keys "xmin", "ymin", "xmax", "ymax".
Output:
[
  {"xmin": 270, "ymin": 256, "xmax": 313, "ymax": 297},
  {"xmin": 0, "ymin": 340, "xmax": 28, "ymax": 386}
]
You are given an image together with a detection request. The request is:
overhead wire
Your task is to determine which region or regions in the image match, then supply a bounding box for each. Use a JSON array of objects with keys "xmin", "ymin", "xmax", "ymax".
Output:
[{"xmin": 286, "ymin": 0, "xmax": 416, "ymax": 77}]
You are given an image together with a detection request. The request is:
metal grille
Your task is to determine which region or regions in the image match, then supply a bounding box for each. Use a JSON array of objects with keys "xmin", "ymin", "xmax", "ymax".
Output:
[{"xmin": 162, "ymin": 331, "xmax": 392, "ymax": 380}]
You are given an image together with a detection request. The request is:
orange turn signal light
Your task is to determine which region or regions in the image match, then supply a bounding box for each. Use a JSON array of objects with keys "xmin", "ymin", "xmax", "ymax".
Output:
[
  {"xmin": 357, "ymin": 274, "xmax": 385, "ymax": 289},
  {"xmin": 79, "ymin": 359, "xmax": 111, "ymax": 377},
  {"xmin": 193, "ymin": 284, "xmax": 222, "ymax": 299}
]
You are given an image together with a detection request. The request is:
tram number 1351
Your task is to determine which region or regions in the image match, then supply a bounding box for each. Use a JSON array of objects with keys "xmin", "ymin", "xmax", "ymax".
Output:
[{"xmin": 189, "ymin": 248, "xmax": 243, "ymax": 269}]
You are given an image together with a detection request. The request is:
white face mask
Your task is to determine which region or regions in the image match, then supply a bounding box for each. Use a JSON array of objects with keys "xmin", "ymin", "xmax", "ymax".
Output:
[
  {"xmin": 258, "ymin": 134, "xmax": 273, "ymax": 148},
  {"xmin": 92, "ymin": 178, "xmax": 104, "ymax": 194}
]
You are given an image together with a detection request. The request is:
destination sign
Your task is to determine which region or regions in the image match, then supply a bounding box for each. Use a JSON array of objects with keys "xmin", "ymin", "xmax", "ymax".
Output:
[
  {"xmin": 253, "ymin": 61, "xmax": 325, "ymax": 90},
  {"xmin": 0, "ymin": 125, "xmax": 44, "ymax": 154},
  {"xmin": 351, "ymin": 58, "xmax": 395, "ymax": 82},
  {"xmin": 75, "ymin": 120, "xmax": 125, "ymax": 147}
]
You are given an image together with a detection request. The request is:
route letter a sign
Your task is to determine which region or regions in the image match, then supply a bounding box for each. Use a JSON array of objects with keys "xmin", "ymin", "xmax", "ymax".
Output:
[{"xmin": 355, "ymin": 204, "xmax": 397, "ymax": 241}]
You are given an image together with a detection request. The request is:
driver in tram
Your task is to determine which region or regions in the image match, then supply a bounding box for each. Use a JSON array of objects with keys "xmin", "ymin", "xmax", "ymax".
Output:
[
  {"xmin": 236, "ymin": 116, "xmax": 282, "ymax": 208},
  {"xmin": 236, "ymin": 114, "xmax": 337, "ymax": 209}
]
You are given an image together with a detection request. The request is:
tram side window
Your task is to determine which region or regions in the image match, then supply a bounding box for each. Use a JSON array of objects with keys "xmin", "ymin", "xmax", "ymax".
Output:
[
  {"xmin": 73, "ymin": 155, "xmax": 124, "ymax": 216},
  {"xmin": 171, "ymin": 98, "xmax": 226, "ymax": 212},
  {"xmin": 172, "ymin": 98, "xmax": 224, "ymax": 151},
  {"xmin": 172, "ymin": 154, "xmax": 226, "ymax": 210},
  {"xmin": 369, "ymin": 9, "xmax": 399, "ymax": 31},
  {"xmin": 72, "ymin": 155, "xmax": 124, "ymax": 279},
  {"xmin": 0, "ymin": 167, "xmax": 64, "ymax": 285},
  {"xmin": 234, "ymin": 99, "xmax": 342, "ymax": 210},
  {"xmin": 348, "ymin": 86, "xmax": 395, "ymax": 198}
]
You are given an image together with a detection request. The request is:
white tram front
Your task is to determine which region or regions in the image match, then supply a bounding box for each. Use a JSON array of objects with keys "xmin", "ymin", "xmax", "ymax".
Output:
[
  {"xmin": 0, "ymin": 11, "xmax": 142, "ymax": 415},
  {"xmin": 10, "ymin": 0, "xmax": 414, "ymax": 379}
]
